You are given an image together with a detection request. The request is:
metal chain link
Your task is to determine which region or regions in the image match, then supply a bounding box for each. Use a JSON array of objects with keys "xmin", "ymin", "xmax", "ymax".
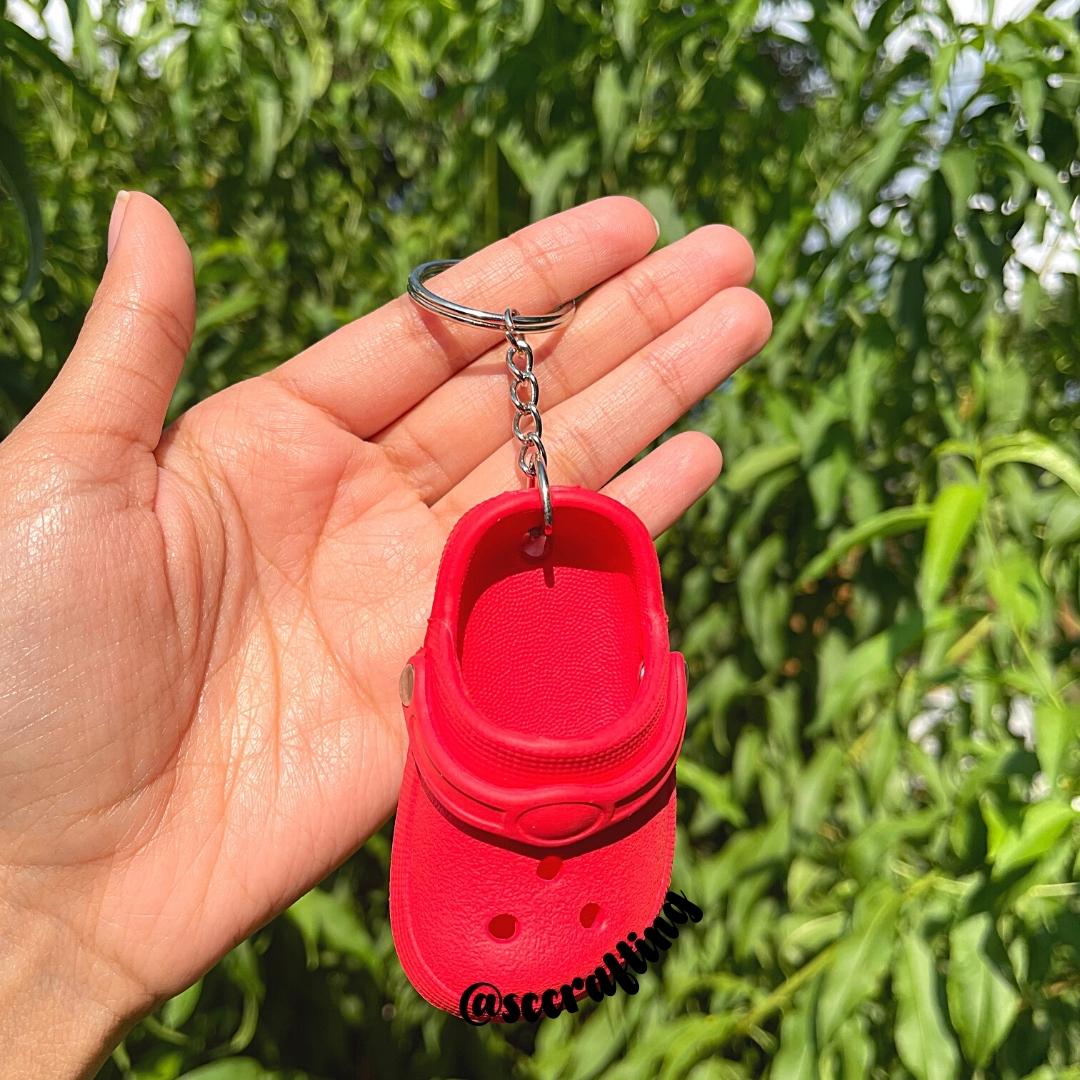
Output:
[
  {"xmin": 504, "ymin": 307, "xmax": 552, "ymax": 535},
  {"xmin": 503, "ymin": 308, "xmax": 548, "ymax": 477}
]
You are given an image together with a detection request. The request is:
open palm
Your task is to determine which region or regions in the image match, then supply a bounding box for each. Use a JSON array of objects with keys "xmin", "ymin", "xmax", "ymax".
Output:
[{"xmin": 0, "ymin": 193, "xmax": 769, "ymax": 1073}]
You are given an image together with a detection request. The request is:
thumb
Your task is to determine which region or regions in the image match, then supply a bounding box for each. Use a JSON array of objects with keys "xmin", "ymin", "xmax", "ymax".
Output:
[{"xmin": 35, "ymin": 191, "xmax": 195, "ymax": 458}]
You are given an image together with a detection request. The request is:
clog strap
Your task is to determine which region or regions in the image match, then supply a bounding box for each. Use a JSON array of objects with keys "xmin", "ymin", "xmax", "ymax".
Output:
[{"xmin": 402, "ymin": 649, "xmax": 687, "ymax": 849}]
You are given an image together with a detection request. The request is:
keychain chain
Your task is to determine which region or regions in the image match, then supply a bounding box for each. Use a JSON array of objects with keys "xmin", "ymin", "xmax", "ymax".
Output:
[
  {"xmin": 503, "ymin": 308, "xmax": 546, "ymax": 478},
  {"xmin": 406, "ymin": 259, "xmax": 571, "ymax": 540},
  {"xmin": 504, "ymin": 308, "xmax": 553, "ymax": 537}
]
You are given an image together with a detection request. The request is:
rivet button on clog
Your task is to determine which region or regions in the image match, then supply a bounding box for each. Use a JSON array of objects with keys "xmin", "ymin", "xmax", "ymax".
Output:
[
  {"xmin": 518, "ymin": 802, "xmax": 604, "ymax": 842},
  {"xmin": 399, "ymin": 662, "xmax": 415, "ymax": 707}
]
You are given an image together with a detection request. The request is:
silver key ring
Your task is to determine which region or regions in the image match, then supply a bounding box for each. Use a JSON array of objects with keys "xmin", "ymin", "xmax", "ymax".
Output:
[
  {"xmin": 408, "ymin": 258, "xmax": 571, "ymax": 544},
  {"xmin": 407, "ymin": 259, "xmax": 576, "ymax": 333}
]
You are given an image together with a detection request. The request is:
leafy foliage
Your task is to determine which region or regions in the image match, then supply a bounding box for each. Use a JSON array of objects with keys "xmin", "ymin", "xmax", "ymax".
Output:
[{"xmin": 2, "ymin": 1, "xmax": 1080, "ymax": 1077}]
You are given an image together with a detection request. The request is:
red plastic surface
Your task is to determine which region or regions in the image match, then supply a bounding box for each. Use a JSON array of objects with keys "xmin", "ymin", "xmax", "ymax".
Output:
[{"xmin": 389, "ymin": 485, "xmax": 687, "ymax": 1016}]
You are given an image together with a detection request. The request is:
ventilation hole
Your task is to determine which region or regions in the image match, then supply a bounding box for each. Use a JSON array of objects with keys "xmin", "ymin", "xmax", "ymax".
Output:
[
  {"xmin": 522, "ymin": 528, "xmax": 548, "ymax": 559},
  {"xmin": 579, "ymin": 903, "xmax": 600, "ymax": 928},
  {"xmin": 537, "ymin": 855, "xmax": 562, "ymax": 880},
  {"xmin": 488, "ymin": 913, "xmax": 518, "ymax": 940}
]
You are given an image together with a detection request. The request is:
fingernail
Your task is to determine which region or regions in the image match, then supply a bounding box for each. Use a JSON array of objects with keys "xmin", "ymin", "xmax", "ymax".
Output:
[
  {"xmin": 107, "ymin": 190, "xmax": 131, "ymax": 260},
  {"xmin": 650, "ymin": 212, "xmax": 660, "ymax": 239}
]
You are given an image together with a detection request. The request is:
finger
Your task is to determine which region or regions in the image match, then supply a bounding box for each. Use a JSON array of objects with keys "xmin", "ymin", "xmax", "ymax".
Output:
[
  {"xmin": 33, "ymin": 191, "xmax": 195, "ymax": 458},
  {"xmin": 600, "ymin": 432, "xmax": 723, "ymax": 538},
  {"xmin": 435, "ymin": 286, "xmax": 771, "ymax": 522},
  {"xmin": 266, "ymin": 196, "xmax": 659, "ymax": 437},
  {"xmin": 374, "ymin": 225, "xmax": 754, "ymax": 503}
]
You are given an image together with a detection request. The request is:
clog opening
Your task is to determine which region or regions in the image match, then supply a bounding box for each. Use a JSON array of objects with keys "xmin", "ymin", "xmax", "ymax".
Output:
[{"xmin": 455, "ymin": 505, "xmax": 644, "ymax": 738}]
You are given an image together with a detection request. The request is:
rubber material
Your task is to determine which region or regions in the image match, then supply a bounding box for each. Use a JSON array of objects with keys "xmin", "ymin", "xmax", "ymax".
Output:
[{"xmin": 389, "ymin": 485, "xmax": 687, "ymax": 1016}]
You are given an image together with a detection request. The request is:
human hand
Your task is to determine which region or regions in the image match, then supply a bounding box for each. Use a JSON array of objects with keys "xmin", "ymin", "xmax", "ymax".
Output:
[{"xmin": 0, "ymin": 192, "xmax": 770, "ymax": 1076}]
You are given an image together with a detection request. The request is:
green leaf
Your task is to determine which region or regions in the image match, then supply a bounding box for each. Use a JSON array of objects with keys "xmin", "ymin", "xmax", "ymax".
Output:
[
  {"xmin": 791, "ymin": 392, "xmax": 844, "ymax": 466},
  {"xmin": 982, "ymin": 431, "xmax": 1080, "ymax": 498},
  {"xmin": 178, "ymin": 1060, "xmax": 263, "ymax": 1080},
  {"xmin": 984, "ymin": 357, "xmax": 1031, "ymax": 430},
  {"xmin": 0, "ymin": 19, "xmax": 101, "ymax": 106},
  {"xmin": 613, "ymin": 0, "xmax": 645, "ymax": 58},
  {"xmin": 893, "ymin": 933, "xmax": 960, "ymax": 1080},
  {"xmin": 659, "ymin": 1015, "xmax": 740, "ymax": 1080},
  {"xmin": 249, "ymin": 77, "xmax": 283, "ymax": 182},
  {"xmin": 688, "ymin": 654, "xmax": 750, "ymax": 753},
  {"xmin": 796, "ymin": 505, "xmax": 932, "ymax": 586},
  {"xmin": 755, "ymin": 207, "xmax": 816, "ymax": 294},
  {"xmin": 939, "ymin": 147, "xmax": 977, "ymax": 224},
  {"xmin": 160, "ymin": 979, "xmax": 202, "ymax": 1030},
  {"xmin": 731, "ymin": 726, "xmax": 764, "ymax": 803},
  {"xmin": 779, "ymin": 910, "xmax": 847, "ymax": 966},
  {"xmin": 528, "ymin": 135, "xmax": 591, "ymax": 219},
  {"xmin": 817, "ymin": 882, "xmax": 901, "ymax": 1045},
  {"xmin": 0, "ymin": 120, "xmax": 44, "ymax": 306},
  {"xmin": 1044, "ymin": 492, "xmax": 1080, "ymax": 547},
  {"xmin": 814, "ymin": 615, "xmax": 923, "ymax": 734},
  {"xmin": 1019, "ymin": 66, "xmax": 1046, "ymax": 142},
  {"xmin": 996, "ymin": 139, "xmax": 1074, "ymax": 220},
  {"xmin": 848, "ymin": 114, "xmax": 909, "ymax": 202},
  {"xmin": 678, "ymin": 756, "xmax": 748, "ymax": 827},
  {"xmin": 792, "ymin": 743, "xmax": 844, "ymax": 838},
  {"xmin": 773, "ymin": 1001, "xmax": 817, "ymax": 1080},
  {"xmin": 931, "ymin": 40, "xmax": 959, "ymax": 104},
  {"xmin": 808, "ymin": 438, "xmax": 852, "ymax": 528},
  {"xmin": 638, "ymin": 184, "xmax": 687, "ymax": 243},
  {"xmin": 287, "ymin": 887, "xmax": 377, "ymax": 967},
  {"xmin": 846, "ymin": 330, "xmax": 890, "ymax": 442},
  {"xmin": 724, "ymin": 441, "xmax": 801, "ymax": 494},
  {"xmin": 992, "ymin": 800, "xmax": 1077, "ymax": 879},
  {"xmin": 286, "ymin": 889, "xmax": 322, "ymax": 969},
  {"xmin": 846, "ymin": 810, "xmax": 942, "ymax": 883},
  {"xmin": 131, "ymin": 1046, "xmax": 185, "ymax": 1080},
  {"xmin": 863, "ymin": 712, "xmax": 899, "ymax": 804},
  {"xmin": 593, "ymin": 63, "xmax": 626, "ymax": 164},
  {"xmin": 835, "ymin": 1013, "xmax": 874, "ymax": 1079},
  {"xmin": 222, "ymin": 942, "xmax": 257, "ymax": 988},
  {"xmin": 986, "ymin": 545, "xmax": 1047, "ymax": 634},
  {"xmin": 194, "ymin": 288, "xmax": 263, "ymax": 338},
  {"xmin": 980, "ymin": 792, "xmax": 1015, "ymax": 861},
  {"xmin": 946, "ymin": 914, "xmax": 1021, "ymax": 1067},
  {"xmin": 1034, "ymin": 702, "xmax": 1079, "ymax": 786},
  {"xmin": 522, "ymin": 0, "xmax": 544, "ymax": 37},
  {"xmin": 737, "ymin": 533, "xmax": 789, "ymax": 671},
  {"xmin": 220, "ymin": 940, "xmax": 262, "ymax": 1053},
  {"xmin": 558, "ymin": 1007, "xmax": 625, "ymax": 1078},
  {"xmin": 917, "ymin": 485, "xmax": 985, "ymax": 611}
]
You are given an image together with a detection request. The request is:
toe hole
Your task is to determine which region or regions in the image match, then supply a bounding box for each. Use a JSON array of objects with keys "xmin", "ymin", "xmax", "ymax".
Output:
[
  {"xmin": 579, "ymin": 903, "xmax": 600, "ymax": 928},
  {"xmin": 488, "ymin": 913, "xmax": 518, "ymax": 940},
  {"xmin": 537, "ymin": 855, "xmax": 562, "ymax": 880}
]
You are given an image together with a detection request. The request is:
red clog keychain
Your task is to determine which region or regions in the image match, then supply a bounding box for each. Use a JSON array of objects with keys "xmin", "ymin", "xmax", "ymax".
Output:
[{"xmin": 389, "ymin": 260, "xmax": 688, "ymax": 1018}]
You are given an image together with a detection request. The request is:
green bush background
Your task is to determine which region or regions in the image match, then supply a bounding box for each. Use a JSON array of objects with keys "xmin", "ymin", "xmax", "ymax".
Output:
[{"xmin": 3, "ymin": 1, "xmax": 1080, "ymax": 1077}]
